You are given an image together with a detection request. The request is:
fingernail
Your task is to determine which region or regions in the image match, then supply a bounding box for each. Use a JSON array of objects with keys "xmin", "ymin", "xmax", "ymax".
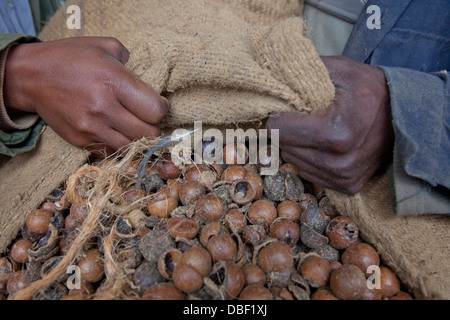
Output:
[{"xmin": 161, "ymin": 96, "xmax": 170, "ymax": 109}]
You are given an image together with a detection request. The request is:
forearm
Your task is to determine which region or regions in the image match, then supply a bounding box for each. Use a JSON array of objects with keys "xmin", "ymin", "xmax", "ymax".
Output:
[{"xmin": 380, "ymin": 66, "xmax": 450, "ymax": 215}]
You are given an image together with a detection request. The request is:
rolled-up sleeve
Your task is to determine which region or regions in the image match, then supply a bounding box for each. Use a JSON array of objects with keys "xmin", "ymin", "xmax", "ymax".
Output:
[
  {"xmin": 0, "ymin": 33, "xmax": 44, "ymax": 157},
  {"xmin": 381, "ymin": 66, "xmax": 450, "ymax": 215}
]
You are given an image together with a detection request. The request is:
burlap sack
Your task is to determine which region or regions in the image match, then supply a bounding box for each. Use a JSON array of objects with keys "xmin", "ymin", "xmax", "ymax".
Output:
[
  {"xmin": 0, "ymin": 0, "xmax": 448, "ymax": 300},
  {"xmin": 38, "ymin": 0, "xmax": 335, "ymax": 127}
]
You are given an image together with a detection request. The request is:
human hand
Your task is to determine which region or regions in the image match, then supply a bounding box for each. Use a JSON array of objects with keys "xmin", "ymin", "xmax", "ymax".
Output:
[
  {"xmin": 266, "ymin": 56, "xmax": 394, "ymax": 195},
  {"xmin": 3, "ymin": 37, "xmax": 168, "ymax": 154}
]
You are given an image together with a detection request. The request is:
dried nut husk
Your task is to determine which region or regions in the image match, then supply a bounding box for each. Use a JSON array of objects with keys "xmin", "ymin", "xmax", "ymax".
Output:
[
  {"xmin": 200, "ymin": 222, "xmax": 228, "ymax": 247},
  {"xmin": 266, "ymin": 266, "xmax": 295, "ymax": 288},
  {"xmin": 257, "ymin": 241, "xmax": 294, "ymax": 273},
  {"xmin": 139, "ymin": 228, "xmax": 176, "ymax": 262},
  {"xmin": 41, "ymin": 256, "xmax": 68, "ymax": 282},
  {"xmin": 112, "ymin": 248, "xmax": 140, "ymax": 271},
  {"xmin": 143, "ymin": 174, "xmax": 165, "ymax": 194},
  {"xmin": 229, "ymin": 180, "xmax": 256, "ymax": 205},
  {"xmin": 287, "ymin": 285, "xmax": 310, "ymax": 300},
  {"xmin": 0, "ymin": 257, "xmax": 18, "ymax": 285},
  {"xmin": 28, "ymin": 224, "xmax": 59, "ymax": 261},
  {"xmin": 263, "ymin": 171, "xmax": 287, "ymax": 202},
  {"xmin": 158, "ymin": 248, "xmax": 183, "ymax": 280},
  {"xmin": 300, "ymin": 223, "xmax": 329, "ymax": 249},
  {"xmin": 186, "ymin": 165, "xmax": 218, "ymax": 190},
  {"xmin": 127, "ymin": 209, "xmax": 147, "ymax": 229},
  {"xmin": 133, "ymin": 261, "xmax": 166, "ymax": 294},
  {"xmin": 242, "ymin": 224, "xmax": 266, "ymax": 246},
  {"xmin": 271, "ymin": 287, "xmax": 294, "ymax": 300},
  {"xmin": 204, "ymin": 261, "xmax": 245, "ymax": 299},
  {"xmin": 113, "ymin": 217, "xmax": 134, "ymax": 238},
  {"xmin": 284, "ymin": 173, "xmax": 305, "ymax": 201},
  {"xmin": 313, "ymin": 244, "xmax": 340, "ymax": 262},
  {"xmin": 38, "ymin": 283, "xmax": 68, "ymax": 300},
  {"xmin": 300, "ymin": 203, "xmax": 330, "ymax": 234}
]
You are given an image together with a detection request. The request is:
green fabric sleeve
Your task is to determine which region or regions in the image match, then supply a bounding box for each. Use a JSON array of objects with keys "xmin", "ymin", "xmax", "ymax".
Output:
[
  {"xmin": 0, "ymin": 33, "xmax": 44, "ymax": 157},
  {"xmin": 0, "ymin": 119, "xmax": 46, "ymax": 157}
]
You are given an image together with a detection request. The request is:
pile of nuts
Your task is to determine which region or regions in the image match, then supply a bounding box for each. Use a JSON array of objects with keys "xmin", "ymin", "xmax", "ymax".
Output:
[{"xmin": 0, "ymin": 142, "xmax": 414, "ymax": 300}]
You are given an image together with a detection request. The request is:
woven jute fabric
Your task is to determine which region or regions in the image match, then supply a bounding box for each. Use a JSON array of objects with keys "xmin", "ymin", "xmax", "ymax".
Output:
[
  {"xmin": 0, "ymin": 0, "xmax": 448, "ymax": 300},
  {"xmin": 38, "ymin": 0, "xmax": 335, "ymax": 127}
]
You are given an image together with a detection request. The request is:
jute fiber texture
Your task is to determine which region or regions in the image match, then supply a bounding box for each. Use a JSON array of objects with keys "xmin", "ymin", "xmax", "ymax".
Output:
[
  {"xmin": 0, "ymin": 0, "xmax": 447, "ymax": 300},
  {"xmin": 0, "ymin": 128, "xmax": 88, "ymax": 254},
  {"xmin": 38, "ymin": 0, "xmax": 335, "ymax": 127}
]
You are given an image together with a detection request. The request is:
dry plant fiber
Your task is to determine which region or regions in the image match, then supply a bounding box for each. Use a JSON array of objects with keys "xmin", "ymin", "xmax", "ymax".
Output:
[{"xmin": 0, "ymin": 0, "xmax": 448, "ymax": 300}]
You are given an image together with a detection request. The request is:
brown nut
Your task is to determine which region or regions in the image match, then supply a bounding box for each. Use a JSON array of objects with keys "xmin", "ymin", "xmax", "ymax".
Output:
[
  {"xmin": 143, "ymin": 282, "xmax": 184, "ymax": 300},
  {"xmin": 26, "ymin": 209, "xmax": 54, "ymax": 235},
  {"xmin": 0, "ymin": 257, "xmax": 18, "ymax": 285},
  {"xmin": 300, "ymin": 202, "xmax": 330, "ymax": 234},
  {"xmin": 206, "ymin": 235, "xmax": 237, "ymax": 262},
  {"xmin": 10, "ymin": 239, "xmax": 32, "ymax": 264},
  {"xmin": 147, "ymin": 196, "xmax": 178, "ymax": 218},
  {"xmin": 329, "ymin": 264, "xmax": 366, "ymax": 300},
  {"xmin": 299, "ymin": 256, "xmax": 331, "ymax": 288},
  {"xmin": 172, "ymin": 263, "xmax": 203, "ymax": 293},
  {"xmin": 158, "ymin": 248, "xmax": 183, "ymax": 280},
  {"xmin": 389, "ymin": 291, "xmax": 413, "ymax": 300},
  {"xmin": 185, "ymin": 165, "xmax": 218, "ymax": 189},
  {"xmin": 223, "ymin": 143, "xmax": 249, "ymax": 165},
  {"xmin": 242, "ymin": 264, "xmax": 266, "ymax": 286},
  {"xmin": 194, "ymin": 194, "xmax": 226, "ymax": 223},
  {"xmin": 342, "ymin": 243, "xmax": 380, "ymax": 277},
  {"xmin": 244, "ymin": 172, "xmax": 264, "ymax": 200},
  {"xmin": 247, "ymin": 200, "xmax": 277, "ymax": 228},
  {"xmin": 224, "ymin": 209, "xmax": 247, "ymax": 233},
  {"xmin": 379, "ymin": 266, "xmax": 401, "ymax": 298},
  {"xmin": 298, "ymin": 193, "xmax": 317, "ymax": 211},
  {"xmin": 258, "ymin": 241, "xmax": 294, "ymax": 273},
  {"xmin": 180, "ymin": 247, "xmax": 212, "ymax": 278},
  {"xmin": 167, "ymin": 217, "xmax": 200, "ymax": 239},
  {"xmin": 179, "ymin": 181, "xmax": 206, "ymax": 206},
  {"xmin": 239, "ymin": 284, "xmax": 273, "ymax": 300},
  {"xmin": 122, "ymin": 187, "xmax": 147, "ymax": 205},
  {"xmin": 229, "ymin": 180, "xmax": 256, "ymax": 205},
  {"xmin": 158, "ymin": 154, "xmax": 182, "ymax": 180},
  {"xmin": 77, "ymin": 249, "xmax": 105, "ymax": 283},
  {"xmin": 277, "ymin": 200, "xmax": 302, "ymax": 223},
  {"xmin": 221, "ymin": 166, "xmax": 247, "ymax": 182},
  {"xmin": 310, "ymin": 288, "xmax": 339, "ymax": 300},
  {"xmin": 7, "ymin": 270, "xmax": 28, "ymax": 295},
  {"xmin": 325, "ymin": 216, "xmax": 359, "ymax": 250},
  {"xmin": 269, "ymin": 218, "xmax": 300, "ymax": 246}
]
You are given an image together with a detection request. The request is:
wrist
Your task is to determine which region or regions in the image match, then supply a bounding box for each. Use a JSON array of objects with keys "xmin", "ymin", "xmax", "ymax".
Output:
[{"xmin": 3, "ymin": 43, "xmax": 38, "ymax": 114}]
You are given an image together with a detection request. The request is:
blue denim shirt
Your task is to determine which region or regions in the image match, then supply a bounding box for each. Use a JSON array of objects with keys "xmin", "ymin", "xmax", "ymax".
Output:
[{"xmin": 343, "ymin": 0, "xmax": 450, "ymax": 215}]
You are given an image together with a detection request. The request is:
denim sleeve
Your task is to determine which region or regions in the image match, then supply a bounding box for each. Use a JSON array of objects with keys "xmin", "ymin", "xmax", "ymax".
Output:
[{"xmin": 380, "ymin": 66, "xmax": 450, "ymax": 215}]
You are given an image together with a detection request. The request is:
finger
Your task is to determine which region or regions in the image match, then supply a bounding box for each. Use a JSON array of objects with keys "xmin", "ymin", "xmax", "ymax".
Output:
[
  {"xmin": 266, "ymin": 111, "xmax": 329, "ymax": 148},
  {"xmin": 93, "ymin": 126, "xmax": 133, "ymax": 151},
  {"xmin": 106, "ymin": 101, "xmax": 162, "ymax": 140},
  {"xmin": 280, "ymin": 151, "xmax": 340, "ymax": 191},
  {"xmin": 114, "ymin": 70, "xmax": 169, "ymax": 125}
]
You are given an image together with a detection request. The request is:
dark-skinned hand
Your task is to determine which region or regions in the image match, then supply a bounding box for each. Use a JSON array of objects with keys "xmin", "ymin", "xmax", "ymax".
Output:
[
  {"xmin": 266, "ymin": 56, "xmax": 395, "ymax": 195},
  {"xmin": 3, "ymin": 37, "xmax": 168, "ymax": 155}
]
